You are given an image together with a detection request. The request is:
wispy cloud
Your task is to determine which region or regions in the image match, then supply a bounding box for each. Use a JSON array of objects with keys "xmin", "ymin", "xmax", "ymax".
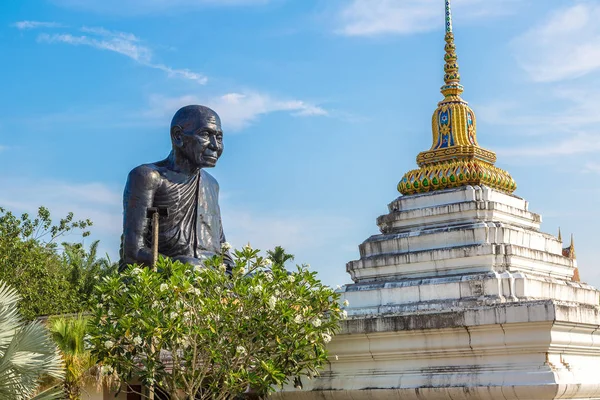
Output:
[
  {"xmin": 511, "ymin": 3, "xmax": 600, "ymax": 82},
  {"xmin": 223, "ymin": 209, "xmax": 353, "ymax": 252},
  {"xmin": 38, "ymin": 32, "xmax": 152, "ymax": 62},
  {"xmin": 12, "ymin": 20, "xmax": 65, "ymax": 30},
  {"xmin": 80, "ymin": 26, "xmax": 139, "ymax": 42},
  {"xmin": 583, "ymin": 162, "xmax": 600, "ymax": 175},
  {"xmin": 22, "ymin": 25, "xmax": 207, "ymax": 84},
  {"xmin": 335, "ymin": 0, "xmax": 524, "ymax": 37},
  {"xmin": 146, "ymin": 92, "xmax": 327, "ymax": 131},
  {"xmin": 483, "ymin": 81, "xmax": 600, "ymax": 158},
  {"xmin": 496, "ymin": 133, "xmax": 600, "ymax": 157},
  {"xmin": 0, "ymin": 178, "xmax": 122, "ymax": 240},
  {"xmin": 52, "ymin": 0, "xmax": 271, "ymax": 15}
]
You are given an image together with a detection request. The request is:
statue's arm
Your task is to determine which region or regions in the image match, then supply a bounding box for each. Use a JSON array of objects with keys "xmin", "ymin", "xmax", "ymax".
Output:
[{"xmin": 122, "ymin": 165, "xmax": 161, "ymax": 267}]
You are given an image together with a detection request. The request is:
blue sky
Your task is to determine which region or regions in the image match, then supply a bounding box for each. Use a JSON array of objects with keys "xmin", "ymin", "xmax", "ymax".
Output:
[{"xmin": 1, "ymin": 0, "xmax": 599, "ymax": 288}]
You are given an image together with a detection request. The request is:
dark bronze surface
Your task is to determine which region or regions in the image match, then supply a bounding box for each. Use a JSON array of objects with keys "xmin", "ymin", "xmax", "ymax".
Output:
[{"xmin": 120, "ymin": 105, "xmax": 232, "ymax": 270}]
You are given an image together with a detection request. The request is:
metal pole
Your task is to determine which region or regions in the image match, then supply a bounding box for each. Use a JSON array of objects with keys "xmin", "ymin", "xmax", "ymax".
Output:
[
  {"xmin": 151, "ymin": 211, "xmax": 159, "ymax": 271},
  {"xmin": 145, "ymin": 206, "xmax": 168, "ymax": 399}
]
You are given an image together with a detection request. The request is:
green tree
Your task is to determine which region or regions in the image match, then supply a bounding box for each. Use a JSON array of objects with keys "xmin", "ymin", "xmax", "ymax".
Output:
[
  {"xmin": 48, "ymin": 315, "xmax": 98, "ymax": 400},
  {"xmin": 89, "ymin": 246, "xmax": 347, "ymax": 400},
  {"xmin": 0, "ymin": 281, "xmax": 64, "ymax": 399},
  {"xmin": 266, "ymin": 245, "xmax": 295, "ymax": 267},
  {"xmin": 0, "ymin": 206, "xmax": 92, "ymax": 319},
  {"xmin": 62, "ymin": 240, "xmax": 118, "ymax": 304},
  {"xmin": 0, "ymin": 206, "xmax": 116, "ymax": 319}
]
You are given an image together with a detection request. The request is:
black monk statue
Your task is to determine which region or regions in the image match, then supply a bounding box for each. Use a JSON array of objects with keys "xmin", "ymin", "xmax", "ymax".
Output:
[{"xmin": 120, "ymin": 105, "xmax": 232, "ymax": 270}]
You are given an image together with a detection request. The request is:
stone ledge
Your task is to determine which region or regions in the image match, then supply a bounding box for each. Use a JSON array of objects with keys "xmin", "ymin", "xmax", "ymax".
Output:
[
  {"xmin": 378, "ymin": 195, "xmax": 541, "ymax": 233},
  {"xmin": 348, "ymin": 243, "xmax": 575, "ymax": 282},
  {"xmin": 359, "ymin": 223, "xmax": 562, "ymax": 258},
  {"xmin": 341, "ymin": 300, "xmax": 600, "ymax": 333},
  {"xmin": 341, "ymin": 272, "xmax": 599, "ymax": 310}
]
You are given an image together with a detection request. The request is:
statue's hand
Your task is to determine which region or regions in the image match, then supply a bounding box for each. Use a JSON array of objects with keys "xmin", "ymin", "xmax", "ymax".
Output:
[{"xmin": 172, "ymin": 255, "xmax": 205, "ymax": 267}]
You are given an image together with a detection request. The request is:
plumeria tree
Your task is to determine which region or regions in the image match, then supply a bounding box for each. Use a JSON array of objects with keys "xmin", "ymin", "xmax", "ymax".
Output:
[{"xmin": 89, "ymin": 245, "xmax": 347, "ymax": 400}]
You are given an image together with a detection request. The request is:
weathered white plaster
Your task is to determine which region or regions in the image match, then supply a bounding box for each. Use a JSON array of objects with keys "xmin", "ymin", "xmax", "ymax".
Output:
[{"xmin": 275, "ymin": 186, "xmax": 600, "ymax": 400}]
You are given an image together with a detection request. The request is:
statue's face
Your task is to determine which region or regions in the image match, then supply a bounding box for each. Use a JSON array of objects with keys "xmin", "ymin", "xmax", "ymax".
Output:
[{"xmin": 175, "ymin": 114, "xmax": 224, "ymax": 168}]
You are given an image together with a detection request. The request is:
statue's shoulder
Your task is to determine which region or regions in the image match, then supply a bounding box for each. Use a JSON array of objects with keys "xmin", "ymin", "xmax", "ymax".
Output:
[
  {"xmin": 126, "ymin": 164, "xmax": 162, "ymax": 190},
  {"xmin": 200, "ymin": 169, "xmax": 219, "ymax": 190}
]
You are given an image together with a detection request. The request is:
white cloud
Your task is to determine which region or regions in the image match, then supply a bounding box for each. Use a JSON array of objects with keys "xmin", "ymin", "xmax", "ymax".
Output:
[
  {"xmin": 12, "ymin": 21, "xmax": 65, "ymax": 30},
  {"xmin": 222, "ymin": 209, "xmax": 353, "ymax": 253},
  {"xmin": 52, "ymin": 0, "xmax": 271, "ymax": 14},
  {"xmin": 336, "ymin": 0, "xmax": 523, "ymax": 36},
  {"xmin": 80, "ymin": 26, "xmax": 139, "ymax": 42},
  {"xmin": 0, "ymin": 178, "xmax": 122, "ymax": 243},
  {"xmin": 512, "ymin": 3, "xmax": 600, "ymax": 82},
  {"xmin": 146, "ymin": 92, "xmax": 327, "ymax": 131},
  {"xmin": 496, "ymin": 133, "xmax": 600, "ymax": 157},
  {"xmin": 33, "ymin": 28, "xmax": 207, "ymax": 84},
  {"xmin": 583, "ymin": 162, "xmax": 600, "ymax": 175},
  {"xmin": 478, "ymin": 80, "xmax": 600, "ymax": 159},
  {"xmin": 38, "ymin": 33, "xmax": 152, "ymax": 63}
]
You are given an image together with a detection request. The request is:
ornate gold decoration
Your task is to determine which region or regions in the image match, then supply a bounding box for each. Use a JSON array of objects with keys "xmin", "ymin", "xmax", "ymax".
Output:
[{"xmin": 398, "ymin": 0, "xmax": 516, "ymax": 196}]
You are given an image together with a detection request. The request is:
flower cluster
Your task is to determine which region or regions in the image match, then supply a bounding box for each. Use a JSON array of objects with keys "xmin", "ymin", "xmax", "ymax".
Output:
[{"xmin": 88, "ymin": 245, "xmax": 345, "ymax": 400}]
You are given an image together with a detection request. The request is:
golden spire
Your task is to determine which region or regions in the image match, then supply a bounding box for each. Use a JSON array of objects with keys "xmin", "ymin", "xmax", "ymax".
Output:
[
  {"xmin": 398, "ymin": 0, "xmax": 516, "ymax": 196},
  {"xmin": 441, "ymin": 0, "xmax": 464, "ymax": 99},
  {"xmin": 569, "ymin": 234, "xmax": 576, "ymax": 259},
  {"xmin": 561, "ymin": 233, "xmax": 577, "ymax": 259},
  {"xmin": 558, "ymin": 227, "xmax": 562, "ymax": 242}
]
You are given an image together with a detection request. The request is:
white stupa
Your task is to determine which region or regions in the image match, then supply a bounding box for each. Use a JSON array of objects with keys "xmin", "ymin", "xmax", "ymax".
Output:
[{"xmin": 276, "ymin": 1, "xmax": 600, "ymax": 399}]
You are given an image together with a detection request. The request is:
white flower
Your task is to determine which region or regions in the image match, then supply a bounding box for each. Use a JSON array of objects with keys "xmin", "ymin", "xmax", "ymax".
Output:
[
  {"xmin": 96, "ymin": 302, "xmax": 103, "ymax": 308},
  {"xmin": 236, "ymin": 345, "xmax": 247, "ymax": 355},
  {"xmin": 268, "ymin": 296, "xmax": 277, "ymax": 310},
  {"xmin": 250, "ymin": 284, "xmax": 263, "ymax": 294},
  {"xmin": 160, "ymin": 283, "xmax": 168, "ymax": 291},
  {"xmin": 133, "ymin": 336, "xmax": 142, "ymax": 345},
  {"xmin": 261, "ymin": 258, "xmax": 272, "ymax": 267},
  {"xmin": 131, "ymin": 267, "xmax": 142, "ymax": 276},
  {"xmin": 322, "ymin": 333, "xmax": 332, "ymax": 343},
  {"xmin": 107, "ymin": 310, "xmax": 113, "ymax": 317},
  {"xmin": 104, "ymin": 340, "xmax": 114, "ymax": 349},
  {"xmin": 341, "ymin": 310, "xmax": 348, "ymax": 319},
  {"xmin": 312, "ymin": 318, "xmax": 322, "ymax": 327},
  {"xmin": 194, "ymin": 265, "xmax": 203, "ymax": 273},
  {"xmin": 221, "ymin": 242, "xmax": 232, "ymax": 251},
  {"xmin": 101, "ymin": 365, "xmax": 114, "ymax": 375},
  {"xmin": 243, "ymin": 243, "xmax": 252, "ymax": 251},
  {"xmin": 170, "ymin": 311, "xmax": 178, "ymax": 319},
  {"xmin": 294, "ymin": 315, "xmax": 303, "ymax": 324},
  {"xmin": 264, "ymin": 273, "xmax": 273, "ymax": 282},
  {"xmin": 288, "ymin": 275, "xmax": 296, "ymax": 283},
  {"xmin": 343, "ymin": 299, "xmax": 350, "ymax": 307},
  {"xmin": 219, "ymin": 264, "xmax": 227, "ymax": 273}
]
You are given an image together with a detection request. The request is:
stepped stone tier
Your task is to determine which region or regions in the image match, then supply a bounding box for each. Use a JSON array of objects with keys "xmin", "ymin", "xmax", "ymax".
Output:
[
  {"xmin": 275, "ymin": 186, "xmax": 600, "ymax": 399},
  {"xmin": 275, "ymin": 1, "xmax": 600, "ymax": 398}
]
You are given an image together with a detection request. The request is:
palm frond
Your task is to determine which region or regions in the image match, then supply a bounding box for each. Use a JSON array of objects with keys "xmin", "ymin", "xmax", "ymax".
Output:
[{"xmin": 0, "ymin": 280, "xmax": 64, "ymax": 399}]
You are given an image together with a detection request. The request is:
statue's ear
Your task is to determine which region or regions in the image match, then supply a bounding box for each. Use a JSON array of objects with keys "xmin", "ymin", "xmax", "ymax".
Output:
[{"xmin": 171, "ymin": 125, "xmax": 184, "ymax": 148}]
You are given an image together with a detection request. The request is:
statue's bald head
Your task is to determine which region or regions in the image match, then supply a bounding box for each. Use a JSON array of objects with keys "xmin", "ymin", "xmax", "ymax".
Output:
[
  {"xmin": 170, "ymin": 105, "xmax": 224, "ymax": 169},
  {"xmin": 171, "ymin": 105, "xmax": 221, "ymax": 132}
]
